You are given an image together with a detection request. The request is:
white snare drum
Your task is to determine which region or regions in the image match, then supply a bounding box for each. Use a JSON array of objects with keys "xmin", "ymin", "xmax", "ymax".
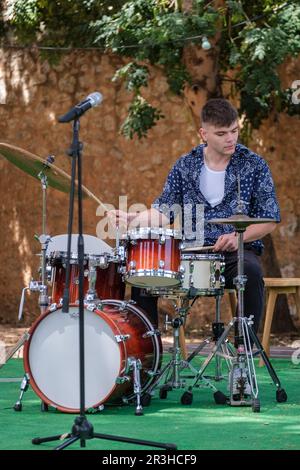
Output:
[{"xmin": 180, "ymin": 253, "xmax": 225, "ymax": 296}]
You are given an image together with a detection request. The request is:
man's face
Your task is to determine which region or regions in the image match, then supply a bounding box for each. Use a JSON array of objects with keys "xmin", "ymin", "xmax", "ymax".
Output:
[{"xmin": 199, "ymin": 121, "xmax": 239, "ymax": 157}]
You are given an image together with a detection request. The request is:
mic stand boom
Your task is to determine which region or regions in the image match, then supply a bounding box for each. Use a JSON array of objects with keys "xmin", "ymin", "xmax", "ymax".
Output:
[{"xmin": 32, "ymin": 116, "xmax": 176, "ymax": 451}]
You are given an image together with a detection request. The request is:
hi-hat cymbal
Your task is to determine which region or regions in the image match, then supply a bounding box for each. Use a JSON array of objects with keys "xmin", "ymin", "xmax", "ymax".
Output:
[
  {"xmin": 0, "ymin": 143, "xmax": 101, "ymax": 205},
  {"xmin": 209, "ymin": 214, "xmax": 276, "ymax": 228}
]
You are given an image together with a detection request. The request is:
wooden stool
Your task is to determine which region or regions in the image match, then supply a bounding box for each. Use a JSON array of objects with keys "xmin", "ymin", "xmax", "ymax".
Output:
[{"xmin": 259, "ymin": 278, "xmax": 300, "ymax": 366}]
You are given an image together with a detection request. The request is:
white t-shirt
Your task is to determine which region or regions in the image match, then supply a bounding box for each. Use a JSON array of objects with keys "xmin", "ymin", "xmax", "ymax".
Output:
[{"xmin": 200, "ymin": 161, "xmax": 226, "ymax": 207}]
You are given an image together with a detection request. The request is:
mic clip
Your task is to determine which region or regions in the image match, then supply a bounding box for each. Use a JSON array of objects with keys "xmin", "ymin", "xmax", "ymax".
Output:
[{"xmin": 67, "ymin": 142, "xmax": 83, "ymax": 158}]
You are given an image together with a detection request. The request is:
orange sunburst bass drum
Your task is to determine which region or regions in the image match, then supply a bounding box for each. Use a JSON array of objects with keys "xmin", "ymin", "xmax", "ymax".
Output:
[{"xmin": 23, "ymin": 300, "xmax": 162, "ymax": 413}]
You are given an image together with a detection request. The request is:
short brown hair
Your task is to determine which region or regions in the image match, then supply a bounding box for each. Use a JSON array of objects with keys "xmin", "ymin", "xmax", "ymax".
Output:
[{"xmin": 201, "ymin": 98, "xmax": 238, "ymax": 127}]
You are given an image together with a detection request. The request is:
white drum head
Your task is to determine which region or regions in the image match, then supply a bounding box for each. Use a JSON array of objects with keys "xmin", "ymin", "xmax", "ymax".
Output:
[
  {"xmin": 46, "ymin": 234, "xmax": 113, "ymax": 256},
  {"xmin": 27, "ymin": 307, "xmax": 121, "ymax": 410}
]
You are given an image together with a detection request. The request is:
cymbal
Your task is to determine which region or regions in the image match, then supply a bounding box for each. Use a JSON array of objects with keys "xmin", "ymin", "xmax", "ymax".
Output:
[
  {"xmin": 209, "ymin": 214, "xmax": 276, "ymax": 228},
  {"xmin": 0, "ymin": 143, "xmax": 101, "ymax": 205}
]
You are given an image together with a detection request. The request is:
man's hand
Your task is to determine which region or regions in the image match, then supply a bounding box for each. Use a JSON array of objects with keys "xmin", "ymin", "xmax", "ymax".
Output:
[
  {"xmin": 107, "ymin": 210, "xmax": 131, "ymax": 229},
  {"xmin": 213, "ymin": 232, "xmax": 238, "ymax": 252}
]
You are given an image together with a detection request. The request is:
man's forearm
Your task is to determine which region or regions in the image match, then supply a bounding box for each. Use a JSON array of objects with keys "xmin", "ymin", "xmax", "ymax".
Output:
[
  {"xmin": 243, "ymin": 222, "xmax": 277, "ymax": 243},
  {"xmin": 129, "ymin": 208, "xmax": 169, "ymax": 228}
]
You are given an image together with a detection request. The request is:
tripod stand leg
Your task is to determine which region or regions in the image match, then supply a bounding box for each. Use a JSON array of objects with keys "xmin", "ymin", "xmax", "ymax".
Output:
[
  {"xmin": 14, "ymin": 373, "xmax": 29, "ymax": 411},
  {"xmin": 215, "ymin": 349, "xmax": 223, "ymax": 381},
  {"xmin": 180, "ymin": 321, "xmax": 235, "ymax": 405},
  {"xmin": 130, "ymin": 358, "xmax": 143, "ymax": 416},
  {"xmin": 144, "ymin": 320, "xmax": 184, "ymax": 397},
  {"xmin": 186, "ymin": 339, "xmax": 210, "ymax": 363},
  {"xmin": 179, "ymin": 325, "xmax": 187, "ymax": 360},
  {"xmin": 92, "ymin": 432, "xmax": 177, "ymax": 450},
  {"xmin": 143, "ymin": 359, "xmax": 173, "ymax": 397},
  {"xmin": 143, "ymin": 315, "xmax": 202, "ymax": 402},
  {"xmin": 55, "ymin": 436, "xmax": 80, "ymax": 450},
  {"xmin": 186, "ymin": 297, "xmax": 235, "ymax": 379},
  {"xmin": 192, "ymin": 320, "xmax": 235, "ymax": 388},
  {"xmin": 248, "ymin": 327, "xmax": 287, "ymax": 402},
  {"xmin": 35, "ymin": 435, "xmax": 81, "ymax": 450},
  {"xmin": 33, "ymin": 419, "xmax": 177, "ymax": 450},
  {"xmin": 32, "ymin": 433, "xmax": 71, "ymax": 445}
]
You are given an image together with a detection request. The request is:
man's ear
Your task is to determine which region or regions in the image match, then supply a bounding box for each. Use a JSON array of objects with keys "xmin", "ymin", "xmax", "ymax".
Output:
[{"xmin": 199, "ymin": 127, "xmax": 206, "ymax": 143}]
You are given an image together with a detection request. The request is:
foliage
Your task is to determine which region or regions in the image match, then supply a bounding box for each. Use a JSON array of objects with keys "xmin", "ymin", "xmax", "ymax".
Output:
[
  {"xmin": 220, "ymin": 1, "xmax": 300, "ymax": 131},
  {"xmin": 2, "ymin": 0, "xmax": 300, "ymax": 139},
  {"xmin": 88, "ymin": 0, "xmax": 217, "ymax": 136},
  {"xmin": 120, "ymin": 95, "xmax": 164, "ymax": 139},
  {"xmin": 112, "ymin": 62, "xmax": 150, "ymax": 91},
  {"xmin": 6, "ymin": 0, "xmax": 127, "ymax": 46},
  {"xmin": 90, "ymin": 0, "xmax": 217, "ymax": 93}
]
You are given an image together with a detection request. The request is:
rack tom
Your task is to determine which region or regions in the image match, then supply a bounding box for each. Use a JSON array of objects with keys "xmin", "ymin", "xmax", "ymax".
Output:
[
  {"xmin": 46, "ymin": 234, "xmax": 125, "ymax": 303},
  {"xmin": 124, "ymin": 228, "xmax": 182, "ymax": 288}
]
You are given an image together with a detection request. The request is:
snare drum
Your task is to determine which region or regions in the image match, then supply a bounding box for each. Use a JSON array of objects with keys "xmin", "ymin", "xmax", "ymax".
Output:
[
  {"xmin": 124, "ymin": 228, "xmax": 182, "ymax": 288},
  {"xmin": 47, "ymin": 234, "xmax": 125, "ymax": 303},
  {"xmin": 180, "ymin": 253, "xmax": 225, "ymax": 296},
  {"xmin": 23, "ymin": 300, "xmax": 162, "ymax": 413}
]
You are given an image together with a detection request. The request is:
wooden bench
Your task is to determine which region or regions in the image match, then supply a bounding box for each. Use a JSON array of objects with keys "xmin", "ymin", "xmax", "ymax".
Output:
[
  {"xmin": 226, "ymin": 280, "xmax": 300, "ymax": 366},
  {"xmin": 259, "ymin": 278, "xmax": 300, "ymax": 366}
]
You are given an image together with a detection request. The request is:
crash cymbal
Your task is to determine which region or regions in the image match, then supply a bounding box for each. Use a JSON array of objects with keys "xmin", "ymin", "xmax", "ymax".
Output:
[
  {"xmin": 209, "ymin": 214, "xmax": 276, "ymax": 228},
  {"xmin": 0, "ymin": 142, "xmax": 102, "ymax": 206}
]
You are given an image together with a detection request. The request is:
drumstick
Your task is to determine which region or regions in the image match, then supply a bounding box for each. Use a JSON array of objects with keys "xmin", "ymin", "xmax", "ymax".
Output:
[
  {"xmin": 83, "ymin": 187, "xmax": 108, "ymax": 212},
  {"xmin": 181, "ymin": 245, "xmax": 215, "ymax": 252},
  {"xmin": 86, "ymin": 191, "xmax": 123, "ymax": 248}
]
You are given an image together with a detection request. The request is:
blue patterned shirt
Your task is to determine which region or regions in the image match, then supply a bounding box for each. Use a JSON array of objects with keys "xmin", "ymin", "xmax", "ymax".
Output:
[{"xmin": 153, "ymin": 143, "xmax": 280, "ymax": 254}]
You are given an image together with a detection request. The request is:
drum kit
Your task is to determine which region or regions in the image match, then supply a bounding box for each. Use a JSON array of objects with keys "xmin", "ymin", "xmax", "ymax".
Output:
[{"xmin": 0, "ymin": 143, "xmax": 287, "ymax": 418}]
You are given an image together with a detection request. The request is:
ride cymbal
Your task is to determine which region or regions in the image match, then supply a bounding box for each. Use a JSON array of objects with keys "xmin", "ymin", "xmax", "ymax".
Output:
[{"xmin": 209, "ymin": 214, "xmax": 276, "ymax": 228}]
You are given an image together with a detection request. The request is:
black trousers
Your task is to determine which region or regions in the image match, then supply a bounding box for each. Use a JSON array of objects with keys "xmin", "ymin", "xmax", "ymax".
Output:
[{"xmin": 131, "ymin": 249, "xmax": 264, "ymax": 333}]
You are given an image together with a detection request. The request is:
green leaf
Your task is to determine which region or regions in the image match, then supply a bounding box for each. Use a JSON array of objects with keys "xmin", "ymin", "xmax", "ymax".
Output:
[{"xmin": 121, "ymin": 95, "xmax": 164, "ymax": 139}]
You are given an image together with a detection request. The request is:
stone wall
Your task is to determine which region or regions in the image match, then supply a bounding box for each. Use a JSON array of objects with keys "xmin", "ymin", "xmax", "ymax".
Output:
[{"xmin": 0, "ymin": 48, "xmax": 299, "ymax": 332}]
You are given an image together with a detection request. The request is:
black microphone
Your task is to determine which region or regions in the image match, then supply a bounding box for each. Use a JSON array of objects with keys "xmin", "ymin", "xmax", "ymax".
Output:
[{"xmin": 58, "ymin": 92, "xmax": 103, "ymax": 123}]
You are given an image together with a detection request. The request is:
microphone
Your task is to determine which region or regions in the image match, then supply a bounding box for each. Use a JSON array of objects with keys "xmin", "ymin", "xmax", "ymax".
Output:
[{"xmin": 58, "ymin": 92, "xmax": 103, "ymax": 123}]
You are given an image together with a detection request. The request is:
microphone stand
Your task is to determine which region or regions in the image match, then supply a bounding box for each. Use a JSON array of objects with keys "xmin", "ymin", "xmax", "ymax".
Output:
[{"xmin": 32, "ymin": 117, "xmax": 176, "ymax": 451}]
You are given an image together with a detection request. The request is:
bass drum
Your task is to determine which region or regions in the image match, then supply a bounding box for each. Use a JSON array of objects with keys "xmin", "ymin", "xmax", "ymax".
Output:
[{"xmin": 23, "ymin": 300, "xmax": 162, "ymax": 413}]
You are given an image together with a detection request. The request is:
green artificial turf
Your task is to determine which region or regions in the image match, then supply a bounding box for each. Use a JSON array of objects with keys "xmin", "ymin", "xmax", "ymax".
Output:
[{"xmin": 0, "ymin": 358, "xmax": 299, "ymax": 450}]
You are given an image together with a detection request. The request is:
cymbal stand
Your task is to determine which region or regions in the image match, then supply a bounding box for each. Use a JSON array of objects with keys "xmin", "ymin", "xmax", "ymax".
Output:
[
  {"xmin": 2, "ymin": 161, "xmax": 52, "ymax": 363},
  {"xmin": 11, "ymin": 161, "xmax": 56, "ymax": 411},
  {"xmin": 181, "ymin": 223, "xmax": 288, "ymax": 412},
  {"xmin": 142, "ymin": 297, "xmax": 220, "ymax": 405},
  {"xmin": 114, "ymin": 224, "xmax": 126, "ymax": 265},
  {"xmin": 37, "ymin": 169, "xmax": 50, "ymax": 313},
  {"xmin": 18, "ymin": 159, "xmax": 55, "ymax": 322},
  {"xmin": 85, "ymin": 257, "xmax": 98, "ymax": 303}
]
